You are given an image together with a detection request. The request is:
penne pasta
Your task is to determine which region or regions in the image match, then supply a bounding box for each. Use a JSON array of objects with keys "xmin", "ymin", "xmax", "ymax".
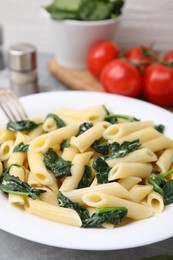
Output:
[
  {"xmin": 59, "ymin": 151, "xmax": 93, "ymax": 191},
  {"xmin": 106, "ymin": 148, "xmax": 157, "ymax": 167},
  {"xmin": 108, "ymin": 162, "xmax": 152, "ymax": 181},
  {"xmin": 29, "ymin": 124, "xmax": 79, "ymax": 153},
  {"xmin": 103, "ymin": 121, "xmax": 154, "ymax": 140},
  {"xmin": 62, "ymin": 182, "xmax": 133, "ymax": 205},
  {"xmin": 25, "ymin": 198, "xmax": 82, "ymax": 227},
  {"xmin": 147, "ymin": 191, "xmax": 164, "ymax": 213},
  {"xmin": 82, "ymin": 192, "xmax": 153, "ymax": 220},
  {"xmin": 0, "ymin": 103, "xmax": 172, "ymax": 229},
  {"xmin": 28, "ymin": 151, "xmax": 54, "ymax": 186}
]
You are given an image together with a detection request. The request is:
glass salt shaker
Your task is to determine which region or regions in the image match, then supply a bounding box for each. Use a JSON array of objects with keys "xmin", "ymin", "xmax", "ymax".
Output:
[{"xmin": 8, "ymin": 43, "xmax": 38, "ymax": 96}]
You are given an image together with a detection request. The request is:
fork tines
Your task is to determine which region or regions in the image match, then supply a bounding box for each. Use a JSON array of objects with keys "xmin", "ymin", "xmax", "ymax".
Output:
[{"xmin": 0, "ymin": 88, "xmax": 27, "ymax": 121}]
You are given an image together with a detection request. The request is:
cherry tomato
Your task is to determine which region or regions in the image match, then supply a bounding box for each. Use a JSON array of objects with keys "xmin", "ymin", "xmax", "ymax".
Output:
[
  {"xmin": 100, "ymin": 59, "xmax": 142, "ymax": 98},
  {"xmin": 125, "ymin": 46, "xmax": 158, "ymax": 73},
  {"xmin": 164, "ymin": 50, "xmax": 173, "ymax": 63},
  {"xmin": 144, "ymin": 63, "xmax": 173, "ymax": 106},
  {"xmin": 87, "ymin": 41, "xmax": 120, "ymax": 79}
]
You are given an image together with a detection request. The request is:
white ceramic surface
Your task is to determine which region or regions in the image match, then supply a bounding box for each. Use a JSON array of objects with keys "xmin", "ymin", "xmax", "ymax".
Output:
[
  {"xmin": 43, "ymin": 9, "xmax": 121, "ymax": 69},
  {"xmin": 0, "ymin": 91, "xmax": 173, "ymax": 250}
]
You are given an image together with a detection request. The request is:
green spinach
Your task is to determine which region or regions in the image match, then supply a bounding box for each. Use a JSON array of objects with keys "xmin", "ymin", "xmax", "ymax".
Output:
[
  {"xmin": 43, "ymin": 148, "xmax": 72, "ymax": 178},
  {"xmin": 13, "ymin": 142, "xmax": 29, "ymax": 153},
  {"xmin": 105, "ymin": 139, "xmax": 140, "ymax": 160},
  {"xmin": 82, "ymin": 207, "xmax": 128, "ymax": 228},
  {"xmin": 7, "ymin": 120, "xmax": 40, "ymax": 132},
  {"xmin": 77, "ymin": 165, "xmax": 92, "ymax": 189},
  {"xmin": 45, "ymin": 0, "xmax": 124, "ymax": 21},
  {"xmin": 148, "ymin": 168, "xmax": 173, "ymax": 205},
  {"xmin": 45, "ymin": 113, "xmax": 66, "ymax": 128},
  {"xmin": 77, "ymin": 122, "xmax": 93, "ymax": 136},
  {"xmin": 0, "ymin": 164, "xmax": 45, "ymax": 199},
  {"xmin": 93, "ymin": 157, "xmax": 111, "ymax": 184}
]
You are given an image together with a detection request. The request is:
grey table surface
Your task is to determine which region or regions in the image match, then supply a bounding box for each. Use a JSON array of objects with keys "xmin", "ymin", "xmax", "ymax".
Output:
[{"xmin": 0, "ymin": 53, "xmax": 172, "ymax": 260}]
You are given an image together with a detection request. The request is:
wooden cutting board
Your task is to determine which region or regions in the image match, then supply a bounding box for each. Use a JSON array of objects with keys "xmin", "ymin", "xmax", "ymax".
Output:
[
  {"xmin": 48, "ymin": 58, "xmax": 173, "ymax": 113},
  {"xmin": 48, "ymin": 58, "xmax": 104, "ymax": 92}
]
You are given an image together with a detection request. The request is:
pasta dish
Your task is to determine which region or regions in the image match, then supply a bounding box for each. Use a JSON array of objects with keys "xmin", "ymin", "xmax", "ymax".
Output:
[{"xmin": 0, "ymin": 104, "xmax": 173, "ymax": 228}]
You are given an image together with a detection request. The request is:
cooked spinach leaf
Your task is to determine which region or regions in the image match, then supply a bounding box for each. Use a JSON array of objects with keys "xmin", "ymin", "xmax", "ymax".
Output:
[
  {"xmin": 60, "ymin": 139, "xmax": 71, "ymax": 151},
  {"xmin": 77, "ymin": 122, "xmax": 93, "ymax": 136},
  {"xmin": 105, "ymin": 114, "xmax": 140, "ymax": 124},
  {"xmin": 45, "ymin": 113, "xmax": 66, "ymax": 128},
  {"xmin": 43, "ymin": 148, "xmax": 72, "ymax": 178},
  {"xmin": 93, "ymin": 157, "xmax": 111, "ymax": 184},
  {"xmin": 0, "ymin": 165, "xmax": 45, "ymax": 199},
  {"xmin": 155, "ymin": 124, "xmax": 165, "ymax": 133},
  {"xmin": 82, "ymin": 207, "xmax": 128, "ymax": 228},
  {"xmin": 77, "ymin": 165, "xmax": 92, "ymax": 189},
  {"xmin": 7, "ymin": 120, "xmax": 40, "ymax": 132},
  {"xmin": 148, "ymin": 168, "xmax": 173, "ymax": 205},
  {"xmin": 91, "ymin": 140, "xmax": 110, "ymax": 155},
  {"xmin": 58, "ymin": 191, "xmax": 90, "ymax": 222},
  {"xmin": 105, "ymin": 139, "xmax": 140, "ymax": 160},
  {"xmin": 13, "ymin": 142, "xmax": 29, "ymax": 153}
]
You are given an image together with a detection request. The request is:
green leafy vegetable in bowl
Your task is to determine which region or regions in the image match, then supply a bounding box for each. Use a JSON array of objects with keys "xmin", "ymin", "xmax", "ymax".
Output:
[{"xmin": 45, "ymin": 0, "xmax": 124, "ymax": 21}]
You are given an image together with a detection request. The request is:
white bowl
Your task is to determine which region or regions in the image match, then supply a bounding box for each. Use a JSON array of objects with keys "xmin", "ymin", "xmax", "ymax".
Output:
[{"xmin": 43, "ymin": 9, "xmax": 121, "ymax": 69}]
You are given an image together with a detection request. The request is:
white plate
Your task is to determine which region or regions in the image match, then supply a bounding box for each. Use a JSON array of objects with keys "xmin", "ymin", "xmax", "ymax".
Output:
[{"xmin": 0, "ymin": 91, "xmax": 173, "ymax": 250}]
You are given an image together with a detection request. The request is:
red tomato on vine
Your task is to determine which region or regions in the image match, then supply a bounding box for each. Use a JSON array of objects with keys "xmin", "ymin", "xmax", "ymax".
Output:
[
  {"xmin": 144, "ymin": 63, "xmax": 173, "ymax": 106},
  {"xmin": 100, "ymin": 59, "xmax": 142, "ymax": 98},
  {"xmin": 87, "ymin": 41, "xmax": 120, "ymax": 79}
]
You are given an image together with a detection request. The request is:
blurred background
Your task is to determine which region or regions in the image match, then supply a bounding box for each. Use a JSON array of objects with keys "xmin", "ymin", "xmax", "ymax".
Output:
[{"xmin": 0, "ymin": 0, "xmax": 173, "ymax": 53}]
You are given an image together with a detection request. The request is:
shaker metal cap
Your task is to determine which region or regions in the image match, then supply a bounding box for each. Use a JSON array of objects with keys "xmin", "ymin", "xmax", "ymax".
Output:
[{"xmin": 8, "ymin": 43, "xmax": 37, "ymax": 71}]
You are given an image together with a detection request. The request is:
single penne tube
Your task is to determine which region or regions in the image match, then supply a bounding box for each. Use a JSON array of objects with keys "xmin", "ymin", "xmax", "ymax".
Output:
[
  {"xmin": 129, "ymin": 184, "xmax": 153, "ymax": 203},
  {"xmin": 8, "ymin": 151, "xmax": 27, "ymax": 166},
  {"xmin": 106, "ymin": 148, "xmax": 157, "ymax": 167},
  {"xmin": 71, "ymin": 122, "xmax": 108, "ymax": 153},
  {"xmin": 147, "ymin": 191, "xmax": 164, "ymax": 213},
  {"xmin": 108, "ymin": 162, "xmax": 152, "ymax": 181},
  {"xmin": 108, "ymin": 162, "xmax": 153, "ymax": 181},
  {"xmin": 27, "ymin": 125, "xmax": 44, "ymax": 141},
  {"xmin": 142, "ymin": 135, "xmax": 173, "ymax": 152},
  {"xmin": 118, "ymin": 177, "xmax": 142, "ymax": 190},
  {"xmin": 9, "ymin": 164, "xmax": 25, "ymax": 181},
  {"xmin": 62, "ymin": 182, "xmax": 133, "ymax": 205},
  {"xmin": 28, "ymin": 151, "xmax": 54, "ymax": 186},
  {"xmin": 103, "ymin": 121, "xmax": 154, "ymax": 140},
  {"xmin": 110, "ymin": 127, "xmax": 161, "ymax": 144},
  {"xmin": 156, "ymin": 148, "xmax": 173, "ymax": 173},
  {"xmin": 29, "ymin": 124, "xmax": 79, "ymax": 153},
  {"xmin": 55, "ymin": 105, "xmax": 107, "ymax": 123},
  {"xmin": 13, "ymin": 132, "xmax": 29, "ymax": 147},
  {"xmin": 42, "ymin": 117, "xmax": 57, "ymax": 132},
  {"xmin": 39, "ymin": 187, "xmax": 58, "ymax": 206},
  {"xmin": 25, "ymin": 198, "xmax": 82, "ymax": 227},
  {"xmin": 8, "ymin": 194, "xmax": 25, "ymax": 206},
  {"xmin": 59, "ymin": 151, "xmax": 93, "ymax": 192},
  {"xmin": 0, "ymin": 140, "xmax": 14, "ymax": 161},
  {"xmin": 56, "ymin": 115, "xmax": 84, "ymax": 125},
  {"xmin": 61, "ymin": 145, "xmax": 79, "ymax": 161},
  {"xmin": 82, "ymin": 192, "xmax": 153, "ymax": 220},
  {"xmin": 0, "ymin": 128, "xmax": 15, "ymax": 142}
]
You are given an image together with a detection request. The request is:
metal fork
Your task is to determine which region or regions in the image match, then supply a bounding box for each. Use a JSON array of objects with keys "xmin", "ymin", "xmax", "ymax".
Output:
[{"xmin": 0, "ymin": 88, "xmax": 27, "ymax": 121}]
